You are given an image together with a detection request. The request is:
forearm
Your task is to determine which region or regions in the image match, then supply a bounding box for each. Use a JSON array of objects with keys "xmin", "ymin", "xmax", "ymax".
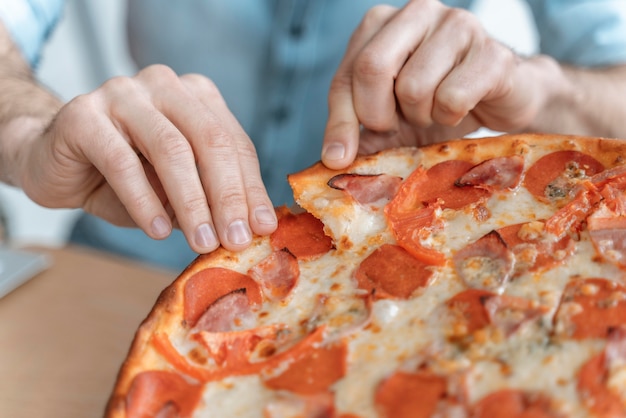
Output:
[
  {"xmin": 0, "ymin": 22, "xmax": 62, "ymax": 187},
  {"xmin": 525, "ymin": 57, "xmax": 626, "ymax": 139}
]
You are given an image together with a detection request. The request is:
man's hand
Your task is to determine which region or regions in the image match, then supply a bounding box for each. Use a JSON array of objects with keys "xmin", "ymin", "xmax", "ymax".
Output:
[
  {"xmin": 321, "ymin": 0, "xmax": 567, "ymax": 168},
  {"xmin": 14, "ymin": 65, "xmax": 277, "ymax": 253}
]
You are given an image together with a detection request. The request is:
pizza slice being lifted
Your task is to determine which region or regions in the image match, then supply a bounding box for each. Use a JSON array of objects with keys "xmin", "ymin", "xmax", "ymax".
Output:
[{"xmin": 106, "ymin": 133, "xmax": 626, "ymax": 418}]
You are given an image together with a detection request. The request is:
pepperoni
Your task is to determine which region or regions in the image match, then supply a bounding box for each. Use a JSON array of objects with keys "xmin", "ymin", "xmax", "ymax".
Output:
[
  {"xmin": 270, "ymin": 208, "xmax": 334, "ymax": 259},
  {"xmin": 262, "ymin": 340, "xmax": 347, "ymax": 395},
  {"xmin": 471, "ymin": 389, "xmax": 561, "ymax": 418},
  {"xmin": 497, "ymin": 222, "xmax": 573, "ymax": 274},
  {"xmin": 248, "ymin": 249, "xmax": 299, "ymax": 301},
  {"xmin": 355, "ymin": 244, "xmax": 435, "ymax": 300},
  {"xmin": 453, "ymin": 230, "xmax": 515, "ymax": 292},
  {"xmin": 554, "ymin": 278, "xmax": 626, "ymax": 339},
  {"xmin": 374, "ymin": 369, "xmax": 448, "ymax": 418},
  {"xmin": 524, "ymin": 150, "xmax": 605, "ymax": 204},
  {"xmin": 183, "ymin": 267, "xmax": 262, "ymax": 328},
  {"xmin": 455, "ymin": 155, "xmax": 524, "ymax": 190},
  {"xmin": 328, "ymin": 173, "xmax": 402, "ymax": 204},
  {"xmin": 385, "ymin": 205, "xmax": 446, "ymax": 265},
  {"xmin": 125, "ymin": 371, "xmax": 203, "ymax": 418},
  {"xmin": 577, "ymin": 326, "xmax": 626, "ymax": 417}
]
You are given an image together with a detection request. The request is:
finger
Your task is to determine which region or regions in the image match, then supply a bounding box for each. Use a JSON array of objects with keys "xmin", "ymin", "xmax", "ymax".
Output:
[
  {"xmin": 432, "ymin": 36, "xmax": 516, "ymax": 127},
  {"xmin": 75, "ymin": 110, "xmax": 174, "ymax": 240},
  {"xmin": 322, "ymin": 5, "xmax": 397, "ymax": 169},
  {"xmin": 180, "ymin": 74, "xmax": 278, "ymax": 242},
  {"xmin": 395, "ymin": 7, "xmax": 476, "ymax": 127},
  {"xmin": 105, "ymin": 74, "xmax": 220, "ymax": 253}
]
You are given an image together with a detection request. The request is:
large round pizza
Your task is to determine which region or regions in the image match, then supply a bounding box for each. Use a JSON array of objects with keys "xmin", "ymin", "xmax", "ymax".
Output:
[{"xmin": 106, "ymin": 133, "xmax": 626, "ymax": 418}]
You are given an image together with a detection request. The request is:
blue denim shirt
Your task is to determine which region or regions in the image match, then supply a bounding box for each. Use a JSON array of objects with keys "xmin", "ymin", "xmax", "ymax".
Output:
[{"xmin": 3, "ymin": 0, "xmax": 626, "ymax": 270}]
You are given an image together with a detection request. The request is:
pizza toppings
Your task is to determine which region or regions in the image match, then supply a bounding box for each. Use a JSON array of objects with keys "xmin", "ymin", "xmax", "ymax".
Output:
[
  {"xmin": 471, "ymin": 389, "xmax": 564, "ymax": 418},
  {"xmin": 445, "ymin": 289, "xmax": 546, "ymax": 342},
  {"xmin": 374, "ymin": 368, "xmax": 450, "ymax": 418},
  {"xmin": 183, "ymin": 267, "xmax": 262, "ymax": 327},
  {"xmin": 453, "ymin": 230, "xmax": 515, "ymax": 292},
  {"xmin": 455, "ymin": 155, "xmax": 524, "ymax": 191},
  {"xmin": 125, "ymin": 371, "xmax": 203, "ymax": 418},
  {"xmin": 327, "ymin": 173, "xmax": 402, "ymax": 205},
  {"xmin": 554, "ymin": 278, "xmax": 626, "ymax": 339},
  {"xmin": 354, "ymin": 244, "xmax": 435, "ymax": 299},
  {"xmin": 524, "ymin": 150, "xmax": 605, "ymax": 205},
  {"xmin": 262, "ymin": 340, "xmax": 348, "ymax": 395},
  {"xmin": 270, "ymin": 208, "xmax": 334, "ymax": 259},
  {"xmin": 577, "ymin": 326, "xmax": 626, "ymax": 417},
  {"xmin": 248, "ymin": 248, "xmax": 299, "ymax": 301}
]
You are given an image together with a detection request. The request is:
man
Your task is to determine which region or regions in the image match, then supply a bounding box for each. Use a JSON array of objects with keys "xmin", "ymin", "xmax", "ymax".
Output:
[{"xmin": 1, "ymin": 0, "xmax": 626, "ymax": 270}]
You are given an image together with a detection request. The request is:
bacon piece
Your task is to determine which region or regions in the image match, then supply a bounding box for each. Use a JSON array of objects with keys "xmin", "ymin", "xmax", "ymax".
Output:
[
  {"xmin": 125, "ymin": 371, "xmax": 203, "ymax": 418},
  {"xmin": 262, "ymin": 340, "xmax": 348, "ymax": 395},
  {"xmin": 248, "ymin": 249, "xmax": 299, "ymax": 301},
  {"xmin": 455, "ymin": 155, "xmax": 524, "ymax": 190},
  {"xmin": 374, "ymin": 369, "xmax": 452, "ymax": 418},
  {"xmin": 183, "ymin": 267, "xmax": 262, "ymax": 328},
  {"xmin": 453, "ymin": 230, "xmax": 515, "ymax": 292},
  {"xmin": 328, "ymin": 173, "xmax": 402, "ymax": 205},
  {"xmin": 193, "ymin": 289, "xmax": 255, "ymax": 333},
  {"xmin": 270, "ymin": 207, "xmax": 334, "ymax": 259},
  {"xmin": 553, "ymin": 278, "xmax": 626, "ymax": 339},
  {"xmin": 523, "ymin": 150, "xmax": 605, "ymax": 204},
  {"xmin": 577, "ymin": 326, "xmax": 626, "ymax": 417},
  {"xmin": 446, "ymin": 289, "xmax": 546, "ymax": 341},
  {"xmin": 543, "ymin": 184, "xmax": 602, "ymax": 239},
  {"xmin": 471, "ymin": 389, "xmax": 564, "ymax": 418},
  {"xmin": 355, "ymin": 244, "xmax": 435, "ymax": 300}
]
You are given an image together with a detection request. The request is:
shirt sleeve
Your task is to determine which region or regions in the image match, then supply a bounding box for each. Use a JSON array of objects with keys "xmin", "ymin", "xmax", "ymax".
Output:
[
  {"xmin": 526, "ymin": 0, "xmax": 626, "ymax": 67},
  {"xmin": 0, "ymin": 0, "xmax": 64, "ymax": 67}
]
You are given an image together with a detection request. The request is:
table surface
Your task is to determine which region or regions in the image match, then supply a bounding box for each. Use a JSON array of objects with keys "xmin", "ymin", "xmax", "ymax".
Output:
[{"xmin": 0, "ymin": 245, "xmax": 175, "ymax": 418}]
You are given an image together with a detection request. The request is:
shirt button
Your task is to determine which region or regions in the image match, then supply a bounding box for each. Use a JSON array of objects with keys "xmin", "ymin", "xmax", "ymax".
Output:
[{"xmin": 272, "ymin": 106, "xmax": 290, "ymax": 123}]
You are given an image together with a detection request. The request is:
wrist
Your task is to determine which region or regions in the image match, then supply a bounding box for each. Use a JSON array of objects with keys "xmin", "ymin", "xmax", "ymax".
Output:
[{"xmin": 0, "ymin": 115, "xmax": 51, "ymax": 187}]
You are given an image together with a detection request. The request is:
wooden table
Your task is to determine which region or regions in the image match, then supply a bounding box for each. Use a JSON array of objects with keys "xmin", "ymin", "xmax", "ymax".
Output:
[{"xmin": 0, "ymin": 245, "xmax": 175, "ymax": 418}]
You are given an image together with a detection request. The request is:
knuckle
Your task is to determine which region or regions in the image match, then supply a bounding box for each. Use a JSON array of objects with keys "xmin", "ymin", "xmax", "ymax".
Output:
[
  {"xmin": 216, "ymin": 188, "xmax": 246, "ymax": 211},
  {"xmin": 353, "ymin": 50, "xmax": 394, "ymax": 83},
  {"xmin": 181, "ymin": 195, "xmax": 208, "ymax": 214},
  {"xmin": 395, "ymin": 76, "xmax": 426, "ymax": 106},
  {"xmin": 361, "ymin": 5, "xmax": 396, "ymax": 30},
  {"xmin": 436, "ymin": 87, "xmax": 470, "ymax": 120}
]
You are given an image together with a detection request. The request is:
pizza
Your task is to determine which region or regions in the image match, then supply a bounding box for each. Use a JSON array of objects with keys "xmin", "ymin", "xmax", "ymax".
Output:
[{"xmin": 105, "ymin": 133, "xmax": 626, "ymax": 418}]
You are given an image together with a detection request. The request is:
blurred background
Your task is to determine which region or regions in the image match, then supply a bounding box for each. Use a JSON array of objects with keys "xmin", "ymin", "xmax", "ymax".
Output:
[{"xmin": 0, "ymin": 0, "xmax": 537, "ymax": 248}]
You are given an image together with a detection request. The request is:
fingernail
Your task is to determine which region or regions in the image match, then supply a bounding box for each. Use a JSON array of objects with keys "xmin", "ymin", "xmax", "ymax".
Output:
[
  {"xmin": 227, "ymin": 219, "xmax": 252, "ymax": 246},
  {"xmin": 254, "ymin": 205, "xmax": 277, "ymax": 225},
  {"xmin": 195, "ymin": 223, "xmax": 218, "ymax": 249},
  {"xmin": 323, "ymin": 143, "xmax": 345, "ymax": 161},
  {"xmin": 151, "ymin": 216, "xmax": 171, "ymax": 239}
]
